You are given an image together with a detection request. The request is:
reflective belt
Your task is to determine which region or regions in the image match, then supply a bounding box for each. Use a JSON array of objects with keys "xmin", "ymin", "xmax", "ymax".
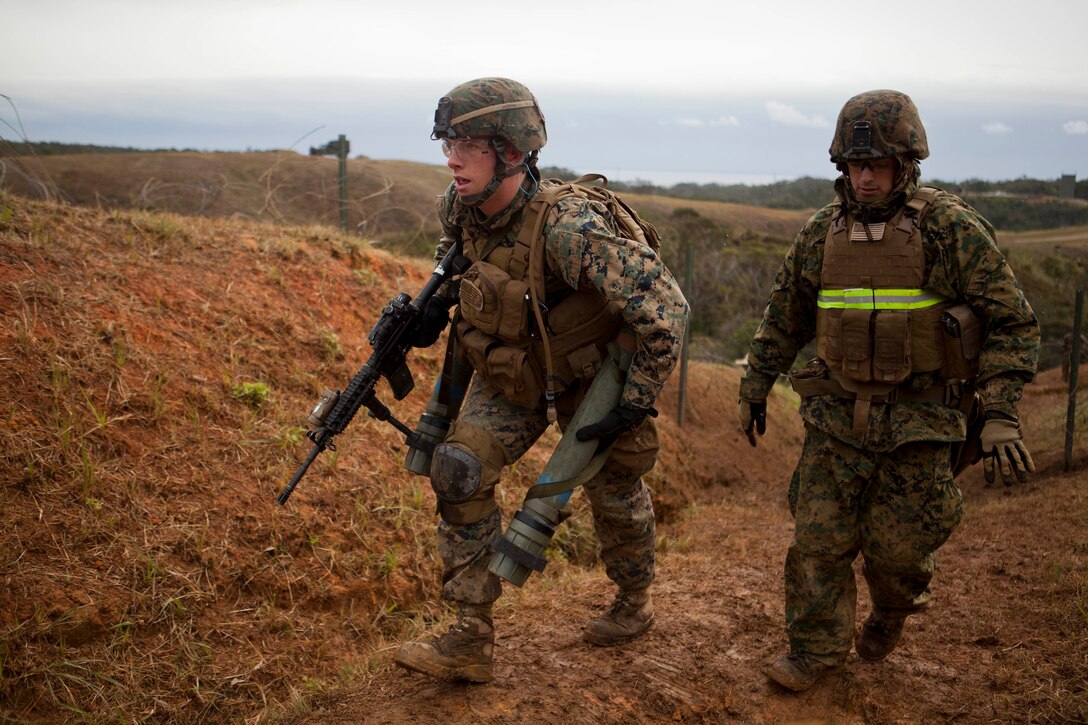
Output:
[{"xmin": 817, "ymin": 288, "xmax": 946, "ymax": 310}]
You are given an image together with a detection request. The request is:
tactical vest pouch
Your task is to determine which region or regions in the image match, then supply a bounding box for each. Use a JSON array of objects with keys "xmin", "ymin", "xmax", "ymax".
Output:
[
  {"xmin": 815, "ymin": 307, "xmax": 844, "ymax": 366},
  {"xmin": 485, "ymin": 346, "xmax": 544, "ymax": 408},
  {"xmin": 566, "ymin": 344, "xmax": 604, "ymax": 381},
  {"xmin": 532, "ymin": 294, "xmax": 621, "ymax": 388},
  {"xmin": 873, "ymin": 311, "xmax": 912, "ymax": 384},
  {"xmin": 456, "ymin": 322, "xmax": 499, "ymax": 377},
  {"xmin": 840, "ymin": 309, "xmax": 873, "ymax": 382},
  {"xmin": 940, "ymin": 304, "xmax": 982, "ymax": 380},
  {"xmin": 909, "ymin": 308, "xmax": 945, "ymax": 373},
  {"xmin": 453, "ymin": 319, "xmax": 544, "ymax": 408},
  {"xmin": 458, "ymin": 260, "xmax": 530, "ymax": 345}
]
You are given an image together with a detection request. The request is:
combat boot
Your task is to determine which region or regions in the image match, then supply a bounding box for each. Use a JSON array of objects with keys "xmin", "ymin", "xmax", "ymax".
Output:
[
  {"xmin": 856, "ymin": 610, "xmax": 906, "ymax": 662},
  {"xmin": 394, "ymin": 604, "xmax": 494, "ymax": 683},
  {"xmin": 583, "ymin": 588, "xmax": 654, "ymax": 646},
  {"xmin": 765, "ymin": 652, "xmax": 839, "ymax": 692}
]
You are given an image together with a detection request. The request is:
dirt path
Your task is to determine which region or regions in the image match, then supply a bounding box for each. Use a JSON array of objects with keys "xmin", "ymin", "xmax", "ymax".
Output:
[
  {"xmin": 284, "ymin": 371, "xmax": 1088, "ymax": 724},
  {"xmin": 3, "ymin": 193, "xmax": 1084, "ymax": 724}
]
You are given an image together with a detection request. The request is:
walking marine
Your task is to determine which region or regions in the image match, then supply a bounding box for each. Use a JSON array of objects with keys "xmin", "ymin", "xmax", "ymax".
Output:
[
  {"xmin": 393, "ymin": 77, "xmax": 689, "ymax": 683},
  {"xmin": 739, "ymin": 90, "xmax": 1040, "ymax": 691}
]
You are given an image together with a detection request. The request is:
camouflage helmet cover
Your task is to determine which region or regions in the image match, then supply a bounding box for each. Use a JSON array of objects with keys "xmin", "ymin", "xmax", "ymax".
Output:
[
  {"xmin": 432, "ymin": 77, "xmax": 547, "ymax": 154},
  {"xmin": 829, "ymin": 90, "xmax": 929, "ymax": 163}
]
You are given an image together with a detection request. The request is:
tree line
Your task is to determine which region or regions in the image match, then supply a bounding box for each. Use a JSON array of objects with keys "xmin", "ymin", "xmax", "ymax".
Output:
[
  {"xmin": 2, "ymin": 141, "xmax": 276, "ymax": 156},
  {"xmin": 540, "ymin": 167, "xmax": 1088, "ymax": 231}
]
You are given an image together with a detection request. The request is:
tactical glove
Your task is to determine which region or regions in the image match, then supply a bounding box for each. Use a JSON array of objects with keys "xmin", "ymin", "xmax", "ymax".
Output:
[
  {"xmin": 980, "ymin": 412, "xmax": 1035, "ymax": 485},
  {"xmin": 575, "ymin": 403, "xmax": 657, "ymax": 443},
  {"xmin": 410, "ymin": 296, "xmax": 452, "ymax": 348},
  {"xmin": 739, "ymin": 399, "xmax": 767, "ymax": 447}
]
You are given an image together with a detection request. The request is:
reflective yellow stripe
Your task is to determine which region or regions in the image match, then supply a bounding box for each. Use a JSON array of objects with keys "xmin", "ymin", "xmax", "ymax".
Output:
[{"xmin": 817, "ymin": 288, "xmax": 946, "ymax": 310}]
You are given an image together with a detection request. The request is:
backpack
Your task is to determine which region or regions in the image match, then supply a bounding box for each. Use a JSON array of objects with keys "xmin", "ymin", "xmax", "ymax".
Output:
[
  {"xmin": 518, "ymin": 173, "xmax": 662, "ymax": 257},
  {"xmin": 516, "ymin": 173, "xmax": 661, "ymax": 419}
]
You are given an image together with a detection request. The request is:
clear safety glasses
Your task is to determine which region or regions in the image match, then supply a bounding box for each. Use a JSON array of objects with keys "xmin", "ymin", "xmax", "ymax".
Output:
[{"xmin": 440, "ymin": 138, "xmax": 492, "ymax": 159}]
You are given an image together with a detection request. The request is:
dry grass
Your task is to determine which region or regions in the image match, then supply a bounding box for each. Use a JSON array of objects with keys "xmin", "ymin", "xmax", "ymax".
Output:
[
  {"xmin": 0, "ymin": 189, "xmax": 436, "ymax": 721},
  {"xmin": 0, "ymin": 151, "xmax": 820, "ymax": 260},
  {"xmin": 1, "ymin": 151, "xmax": 452, "ymax": 255},
  {"xmin": 3, "ymin": 176, "xmax": 1085, "ymax": 722},
  {"xmin": 0, "ymin": 189, "xmax": 642, "ymax": 722}
]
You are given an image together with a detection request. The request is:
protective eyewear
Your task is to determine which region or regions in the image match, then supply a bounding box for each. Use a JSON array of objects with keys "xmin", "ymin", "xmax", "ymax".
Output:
[
  {"xmin": 846, "ymin": 158, "xmax": 896, "ymax": 173},
  {"xmin": 440, "ymin": 138, "xmax": 492, "ymax": 159}
]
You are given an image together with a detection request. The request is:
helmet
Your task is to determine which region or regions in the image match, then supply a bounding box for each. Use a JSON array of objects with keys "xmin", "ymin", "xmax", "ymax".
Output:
[
  {"xmin": 829, "ymin": 90, "xmax": 929, "ymax": 164},
  {"xmin": 431, "ymin": 77, "xmax": 547, "ymax": 154}
]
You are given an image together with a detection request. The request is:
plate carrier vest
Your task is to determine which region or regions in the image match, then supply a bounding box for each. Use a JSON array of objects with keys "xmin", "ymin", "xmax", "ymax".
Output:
[
  {"xmin": 454, "ymin": 176, "xmax": 659, "ymax": 418},
  {"xmin": 805, "ymin": 186, "xmax": 982, "ymax": 438}
]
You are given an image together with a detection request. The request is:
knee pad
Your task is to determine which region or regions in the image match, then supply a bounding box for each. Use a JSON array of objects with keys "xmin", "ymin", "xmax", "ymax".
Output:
[
  {"xmin": 431, "ymin": 443, "xmax": 483, "ymax": 504},
  {"xmin": 430, "ymin": 422, "xmax": 507, "ymax": 526}
]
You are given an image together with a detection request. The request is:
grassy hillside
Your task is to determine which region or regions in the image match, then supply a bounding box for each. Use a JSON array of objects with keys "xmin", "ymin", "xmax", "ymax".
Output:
[
  {"xmin": 0, "ymin": 150, "xmax": 810, "ymax": 253},
  {"xmin": 2, "ymin": 150, "xmax": 1084, "ymax": 369},
  {"xmin": 3, "ymin": 190, "xmax": 1085, "ymax": 724},
  {"xmin": 1, "ymin": 191, "xmax": 450, "ymax": 720},
  {"xmin": 0, "ymin": 190, "xmax": 807, "ymax": 721},
  {"xmin": 0, "ymin": 150, "xmax": 451, "ymax": 252}
]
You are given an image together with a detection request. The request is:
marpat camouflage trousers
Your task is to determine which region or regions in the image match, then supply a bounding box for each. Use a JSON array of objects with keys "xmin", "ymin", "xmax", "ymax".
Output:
[
  {"xmin": 784, "ymin": 424, "xmax": 964, "ymax": 663},
  {"xmin": 437, "ymin": 377, "xmax": 658, "ymax": 605}
]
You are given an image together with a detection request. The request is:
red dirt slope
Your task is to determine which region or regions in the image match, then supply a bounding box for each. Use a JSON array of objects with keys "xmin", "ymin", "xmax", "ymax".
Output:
[{"xmin": 1, "ymin": 190, "xmax": 1084, "ymax": 723}]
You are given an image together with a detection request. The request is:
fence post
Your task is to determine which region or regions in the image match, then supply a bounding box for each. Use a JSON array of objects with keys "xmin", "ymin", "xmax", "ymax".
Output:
[
  {"xmin": 337, "ymin": 134, "xmax": 349, "ymax": 232},
  {"xmin": 309, "ymin": 135, "xmax": 351, "ymax": 232},
  {"xmin": 1065, "ymin": 289, "xmax": 1084, "ymax": 471}
]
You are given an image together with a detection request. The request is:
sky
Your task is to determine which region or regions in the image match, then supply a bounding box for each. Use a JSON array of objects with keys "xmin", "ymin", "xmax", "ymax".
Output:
[{"xmin": 3, "ymin": 0, "xmax": 1088, "ymax": 186}]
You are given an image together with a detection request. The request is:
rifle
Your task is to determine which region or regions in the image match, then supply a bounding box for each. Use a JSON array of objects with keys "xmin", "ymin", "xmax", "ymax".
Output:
[{"xmin": 277, "ymin": 241, "xmax": 464, "ymax": 505}]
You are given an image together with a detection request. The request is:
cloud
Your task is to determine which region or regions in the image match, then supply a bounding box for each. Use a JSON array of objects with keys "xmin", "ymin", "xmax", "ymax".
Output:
[
  {"xmin": 665, "ymin": 116, "xmax": 740, "ymax": 128},
  {"xmin": 765, "ymin": 101, "xmax": 829, "ymax": 128},
  {"xmin": 1064, "ymin": 120, "xmax": 1088, "ymax": 135},
  {"xmin": 982, "ymin": 122, "xmax": 1012, "ymax": 135}
]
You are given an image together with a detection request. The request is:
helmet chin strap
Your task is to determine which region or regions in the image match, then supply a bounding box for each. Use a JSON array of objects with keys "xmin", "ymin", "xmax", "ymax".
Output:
[
  {"xmin": 458, "ymin": 168, "xmax": 517, "ymax": 207},
  {"xmin": 458, "ymin": 140, "xmax": 532, "ymax": 207}
]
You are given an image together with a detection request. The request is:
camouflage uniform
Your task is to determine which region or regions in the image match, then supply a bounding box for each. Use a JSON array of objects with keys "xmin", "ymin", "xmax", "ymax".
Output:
[
  {"xmin": 741, "ymin": 91, "xmax": 1039, "ymax": 669},
  {"xmin": 435, "ymin": 181, "xmax": 687, "ymax": 604},
  {"xmin": 395, "ymin": 78, "xmax": 685, "ymax": 684}
]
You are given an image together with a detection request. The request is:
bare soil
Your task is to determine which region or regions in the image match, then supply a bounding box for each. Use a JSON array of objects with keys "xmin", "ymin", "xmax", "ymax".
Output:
[
  {"xmin": 288, "ymin": 362, "xmax": 1088, "ymax": 725},
  {"xmin": 1, "ymin": 190, "xmax": 1085, "ymax": 724}
]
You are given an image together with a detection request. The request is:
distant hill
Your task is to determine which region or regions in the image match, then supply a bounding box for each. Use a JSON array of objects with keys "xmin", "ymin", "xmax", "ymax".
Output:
[
  {"xmin": 5, "ymin": 143, "xmax": 1084, "ymax": 231},
  {"xmin": 0, "ymin": 149, "xmax": 452, "ymax": 252},
  {"xmin": 538, "ymin": 165, "xmax": 1088, "ymax": 230},
  {"xmin": 0, "ymin": 147, "xmax": 811, "ymax": 252},
  {"xmin": 2, "ymin": 140, "xmax": 254, "ymax": 155}
]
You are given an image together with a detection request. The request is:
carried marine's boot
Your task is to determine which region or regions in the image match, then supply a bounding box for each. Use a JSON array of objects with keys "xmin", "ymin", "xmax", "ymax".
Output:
[
  {"xmin": 856, "ymin": 610, "xmax": 906, "ymax": 662},
  {"xmin": 765, "ymin": 652, "xmax": 840, "ymax": 692},
  {"xmin": 394, "ymin": 604, "xmax": 494, "ymax": 683},
  {"xmin": 583, "ymin": 588, "xmax": 654, "ymax": 646}
]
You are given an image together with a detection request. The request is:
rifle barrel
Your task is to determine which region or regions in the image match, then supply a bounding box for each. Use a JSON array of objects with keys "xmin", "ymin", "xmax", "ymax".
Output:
[{"xmin": 277, "ymin": 442, "xmax": 323, "ymax": 506}]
